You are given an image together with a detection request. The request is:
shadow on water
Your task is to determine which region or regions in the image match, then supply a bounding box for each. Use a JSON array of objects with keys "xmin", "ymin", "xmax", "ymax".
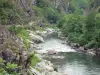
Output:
[{"xmin": 92, "ymin": 55, "xmax": 100, "ymax": 65}]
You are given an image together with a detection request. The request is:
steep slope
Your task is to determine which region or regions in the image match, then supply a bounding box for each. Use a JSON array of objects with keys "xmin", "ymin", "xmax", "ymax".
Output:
[
  {"xmin": 0, "ymin": 0, "xmax": 36, "ymax": 25},
  {"xmin": 89, "ymin": 0, "xmax": 100, "ymax": 12}
]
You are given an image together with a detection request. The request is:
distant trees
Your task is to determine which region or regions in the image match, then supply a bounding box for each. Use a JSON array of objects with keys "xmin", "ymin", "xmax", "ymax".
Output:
[
  {"xmin": 71, "ymin": 0, "xmax": 89, "ymax": 14},
  {"xmin": 34, "ymin": 0, "xmax": 61, "ymax": 24}
]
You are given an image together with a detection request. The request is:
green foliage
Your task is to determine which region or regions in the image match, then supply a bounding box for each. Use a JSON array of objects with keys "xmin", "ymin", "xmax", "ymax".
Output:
[
  {"xmin": 0, "ymin": 58, "xmax": 3, "ymax": 63},
  {"xmin": 58, "ymin": 14, "xmax": 85, "ymax": 42},
  {"xmin": 0, "ymin": 62, "xmax": 20, "ymax": 75},
  {"xmin": 6, "ymin": 63, "xmax": 18, "ymax": 69},
  {"xmin": 33, "ymin": 6, "xmax": 44, "ymax": 17}
]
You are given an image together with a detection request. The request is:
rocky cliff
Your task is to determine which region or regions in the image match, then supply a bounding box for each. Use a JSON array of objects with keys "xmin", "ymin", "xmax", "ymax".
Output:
[
  {"xmin": 50, "ymin": 0, "xmax": 73, "ymax": 13},
  {"xmin": 85, "ymin": 0, "xmax": 100, "ymax": 15}
]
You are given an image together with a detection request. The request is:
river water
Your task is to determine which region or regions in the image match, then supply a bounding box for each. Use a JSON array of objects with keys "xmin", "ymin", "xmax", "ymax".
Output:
[{"xmin": 37, "ymin": 33, "xmax": 100, "ymax": 75}]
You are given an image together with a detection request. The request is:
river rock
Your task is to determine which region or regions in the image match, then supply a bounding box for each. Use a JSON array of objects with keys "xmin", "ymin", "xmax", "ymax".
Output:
[
  {"xmin": 46, "ymin": 28, "xmax": 56, "ymax": 33},
  {"xmin": 52, "ymin": 56, "xmax": 65, "ymax": 59},
  {"xmin": 46, "ymin": 50, "xmax": 58, "ymax": 55}
]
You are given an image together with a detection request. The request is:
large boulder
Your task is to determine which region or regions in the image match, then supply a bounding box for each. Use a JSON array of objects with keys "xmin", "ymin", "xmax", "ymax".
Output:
[{"xmin": 29, "ymin": 33, "xmax": 44, "ymax": 43}]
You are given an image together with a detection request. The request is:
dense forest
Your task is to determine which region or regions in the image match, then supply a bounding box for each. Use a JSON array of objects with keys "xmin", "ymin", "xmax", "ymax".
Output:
[{"xmin": 0, "ymin": 0, "xmax": 100, "ymax": 75}]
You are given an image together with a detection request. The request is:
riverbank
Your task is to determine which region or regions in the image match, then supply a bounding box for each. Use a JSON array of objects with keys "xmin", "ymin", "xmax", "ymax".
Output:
[{"xmin": 57, "ymin": 31, "xmax": 97, "ymax": 56}]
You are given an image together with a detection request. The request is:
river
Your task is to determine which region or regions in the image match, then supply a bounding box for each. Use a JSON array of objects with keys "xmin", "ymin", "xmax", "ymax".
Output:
[{"xmin": 37, "ymin": 33, "xmax": 100, "ymax": 75}]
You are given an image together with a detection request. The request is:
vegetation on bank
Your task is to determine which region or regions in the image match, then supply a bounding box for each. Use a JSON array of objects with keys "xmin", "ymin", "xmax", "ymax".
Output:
[
  {"xmin": 58, "ymin": 12, "xmax": 100, "ymax": 48},
  {"xmin": 0, "ymin": 58, "xmax": 20, "ymax": 75}
]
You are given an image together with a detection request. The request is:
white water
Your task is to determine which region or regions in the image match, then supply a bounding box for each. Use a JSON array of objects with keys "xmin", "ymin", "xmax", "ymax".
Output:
[{"xmin": 37, "ymin": 38, "xmax": 75, "ymax": 53}]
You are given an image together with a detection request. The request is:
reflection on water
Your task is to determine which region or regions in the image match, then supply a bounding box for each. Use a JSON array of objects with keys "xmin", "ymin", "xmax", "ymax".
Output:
[{"xmin": 44, "ymin": 52, "xmax": 100, "ymax": 75}]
